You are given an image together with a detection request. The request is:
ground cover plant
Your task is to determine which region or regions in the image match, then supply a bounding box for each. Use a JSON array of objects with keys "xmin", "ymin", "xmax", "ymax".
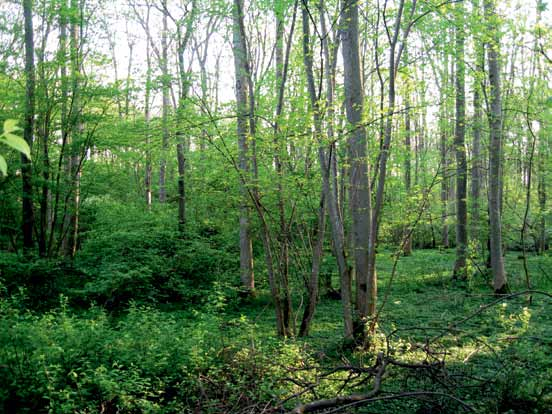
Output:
[{"xmin": 1, "ymin": 249, "xmax": 551, "ymax": 413}]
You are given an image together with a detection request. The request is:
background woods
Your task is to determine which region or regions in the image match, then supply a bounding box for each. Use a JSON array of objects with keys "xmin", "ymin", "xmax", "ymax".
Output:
[{"xmin": 0, "ymin": 0, "xmax": 551, "ymax": 412}]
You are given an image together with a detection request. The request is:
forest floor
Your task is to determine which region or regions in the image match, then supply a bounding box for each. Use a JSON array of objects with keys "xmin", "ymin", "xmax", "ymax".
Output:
[{"xmin": 1, "ymin": 249, "xmax": 551, "ymax": 413}]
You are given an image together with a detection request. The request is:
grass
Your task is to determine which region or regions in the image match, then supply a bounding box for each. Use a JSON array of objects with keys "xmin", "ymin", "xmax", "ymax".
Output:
[{"xmin": 218, "ymin": 249, "xmax": 552, "ymax": 412}]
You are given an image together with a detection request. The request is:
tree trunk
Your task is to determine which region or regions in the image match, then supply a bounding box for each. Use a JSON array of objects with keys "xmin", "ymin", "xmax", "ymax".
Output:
[
  {"xmin": 174, "ymin": 6, "xmax": 195, "ymax": 232},
  {"xmin": 485, "ymin": 0, "xmax": 507, "ymax": 293},
  {"xmin": 341, "ymin": 0, "xmax": 372, "ymax": 330},
  {"xmin": 303, "ymin": 2, "xmax": 353, "ymax": 339},
  {"xmin": 300, "ymin": 190, "xmax": 326, "ymax": 337},
  {"xmin": 232, "ymin": 0, "xmax": 255, "ymax": 295},
  {"xmin": 440, "ymin": 49, "xmax": 450, "ymax": 249},
  {"xmin": 22, "ymin": 0, "xmax": 35, "ymax": 252},
  {"xmin": 470, "ymin": 7, "xmax": 483, "ymax": 250},
  {"xmin": 145, "ymin": 18, "xmax": 152, "ymax": 209},
  {"xmin": 403, "ymin": 54, "xmax": 412, "ymax": 256},
  {"xmin": 273, "ymin": 2, "xmax": 297, "ymax": 335},
  {"xmin": 453, "ymin": 9, "xmax": 468, "ymax": 280},
  {"xmin": 63, "ymin": 0, "xmax": 82, "ymax": 258},
  {"xmin": 159, "ymin": 0, "xmax": 169, "ymax": 203}
]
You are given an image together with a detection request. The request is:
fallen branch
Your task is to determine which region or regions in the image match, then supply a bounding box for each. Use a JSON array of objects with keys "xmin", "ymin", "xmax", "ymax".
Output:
[{"xmin": 290, "ymin": 353, "xmax": 386, "ymax": 413}]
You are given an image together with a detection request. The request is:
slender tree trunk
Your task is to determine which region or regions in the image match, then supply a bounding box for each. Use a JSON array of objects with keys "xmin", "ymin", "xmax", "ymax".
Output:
[
  {"xmin": 273, "ymin": 2, "xmax": 297, "ymax": 335},
  {"xmin": 537, "ymin": 152, "xmax": 547, "ymax": 253},
  {"xmin": 175, "ymin": 49, "xmax": 189, "ymax": 230},
  {"xmin": 403, "ymin": 60, "xmax": 412, "ymax": 256},
  {"xmin": 48, "ymin": 0, "xmax": 68, "ymax": 256},
  {"xmin": 145, "ymin": 28, "xmax": 152, "ymax": 209},
  {"xmin": 470, "ymin": 8, "xmax": 483, "ymax": 250},
  {"xmin": 300, "ymin": 190, "xmax": 326, "ymax": 337},
  {"xmin": 341, "ymin": 0, "xmax": 372, "ymax": 331},
  {"xmin": 366, "ymin": 0, "xmax": 414, "ymax": 327},
  {"xmin": 232, "ymin": 0, "xmax": 255, "ymax": 295},
  {"xmin": 22, "ymin": 0, "xmax": 35, "ymax": 252},
  {"xmin": 159, "ymin": 0, "xmax": 169, "ymax": 203},
  {"xmin": 453, "ymin": 9, "xmax": 468, "ymax": 280},
  {"xmin": 303, "ymin": 2, "xmax": 353, "ymax": 339},
  {"xmin": 63, "ymin": 0, "xmax": 82, "ymax": 258},
  {"xmin": 124, "ymin": 37, "xmax": 134, "ymax": 118},
  {"xmin": 485, "ymin": 0, "xmax": 507, "ymax": 293},
  {"xmin": 440, "ymin": 50, "xmax": 450, "ymax": 249},
  {"xmin": 176, "ymin": 139, "xmax": 186, "ymax": 229},
  {"xmin": 536, "ymin": 0, "xmax": 547, "ymax": 254}
]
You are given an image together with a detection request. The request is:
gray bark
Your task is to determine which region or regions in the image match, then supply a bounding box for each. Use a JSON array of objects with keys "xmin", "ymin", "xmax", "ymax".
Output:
[
  {"xmin": 232, "ymin": 0, "xmax": 255, "ymax": 295},
  {"xmin": 484, "ymin": 0, "xmax": 507, "ymax": 292},
  {"xmin": 303, "ymin": 2, "xmax": 353, "ymax": 339},
  {"xmin": 341, "ymin": 0, "xmax": 372, "ymax": 326}
]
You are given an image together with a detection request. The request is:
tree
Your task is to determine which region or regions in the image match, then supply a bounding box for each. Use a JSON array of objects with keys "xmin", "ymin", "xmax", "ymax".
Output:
[
  {"xmin": 453, "ymin": 4, "xmax": 467, "ymax": 280},
  {"xmin": 470, "ymin": 0, "xmax": 484, "ymax": 250},
  {"xmin": 299, "ymin": 0, "xmax": 351, "ymax": 338},
  {"xmin": 484, "ymin": 0, "xmax": 507, "ymax": 293},
  {"xmin": 341, "ymin": 0, "xmax": 372, "ymax": 337},
  {"xmin": 22, "ymin": 0, "xmax": 36, "ymax": 251},
  {"xmin": 232, "ymin": 0, "xmax": 254, "ymax": 295}
]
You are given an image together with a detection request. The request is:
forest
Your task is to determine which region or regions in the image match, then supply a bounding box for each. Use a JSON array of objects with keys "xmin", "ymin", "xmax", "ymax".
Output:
[{"xmin": 0, "ymin": 0, "xmax": 551, "ymax": 412}]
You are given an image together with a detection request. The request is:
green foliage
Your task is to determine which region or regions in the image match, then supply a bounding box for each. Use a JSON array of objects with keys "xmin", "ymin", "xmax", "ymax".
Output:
[
  {"xmin": 0, "ymin": 252, "xmax": 81, "ymax": 310},
  {"xmin": 0, "ymin": 119, "xmax": 30, "ymax": 176},
  {"xmin": 75, "ymin": 198, "xmax": 237, "ymax": 309},
  {"xmin": 0, "ymin": 291, "xmax": 312, "ymax": 413},
  {"xmin": 1, "ymin": 251, "xmax": 552, "ymax": 413}
]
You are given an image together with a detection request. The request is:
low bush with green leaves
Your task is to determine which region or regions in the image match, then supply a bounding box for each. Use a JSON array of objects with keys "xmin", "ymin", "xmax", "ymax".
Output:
[
  {"xmin": 74, "ymin": 198, "xmax": 238, "ymax": 309},
  {"xmin": 0, "ymin": 290, "xmax": 313, "ymax": 413}
]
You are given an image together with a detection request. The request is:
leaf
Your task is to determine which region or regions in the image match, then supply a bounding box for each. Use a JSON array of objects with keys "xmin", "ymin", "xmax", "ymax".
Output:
[
  {"xmin": 546, "ymin": 96, "xmax": 552, "ymax": 108},
  {"xmin": 1, "ymin": 133, "xmax": 31, "ymax": 159},
  {"xmin": 3, "ymin": 119, "xmax": 20, "ymax": 134},
  {"xmin": 0, "ymin": 154, "xmax": 6, "ymax": 176}
]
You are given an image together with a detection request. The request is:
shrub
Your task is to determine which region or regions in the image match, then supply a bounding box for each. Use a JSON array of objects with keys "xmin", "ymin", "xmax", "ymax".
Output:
[
  {"xmin": 75, "ymin": 198, "xmax": 237, "ymax": 309},
  {"xmin": 0, "ymin": 252, "xmax": 82, "ymax": 310}
]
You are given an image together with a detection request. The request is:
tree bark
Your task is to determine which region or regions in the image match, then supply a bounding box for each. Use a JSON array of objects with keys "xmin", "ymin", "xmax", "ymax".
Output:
[
  {"xmin": 232, "ymin": 0, "xmax": 255, "ymax": 295},
  {"xmin": 484, "ymin": 0, "xmax": 507, "ymax": 293},
  {"xmin": 273, "ymin": 1, "xmax": 297, "ymax": 335},
  {"xmin": 145, "ymin": 12, "xmax": 152, "ymax": 209},
  {"xmin": 341, "ymin": 0, "xmax": 372, "ymax": 328},
  {"xmin": 22, "ymin": 0, "xmax": 36, "ymax": 252},
  {"xmin": 470, "ymin": 6, "xmax": 483, "ymax": 250},
  {"xmin": 440, "ymin": 48, "xmax": 450, "ymax": 249},
  {"xmin": 403, "ymin": 52, "xmax": 412, "ymax": 256},
  {"xmin": 159, "ymin": 0, "xmax": 169, "ymax": 203},
  {"xmin": 453, "ymin": 8, "xmax": 468, "ymax": 280},
  {"xmin": 62, "ymin": 0, "xmax": 82, "ymax": 258},
  {"xmin": 303, "ymin": 2, "xmax": 353, "ymax": 339}
]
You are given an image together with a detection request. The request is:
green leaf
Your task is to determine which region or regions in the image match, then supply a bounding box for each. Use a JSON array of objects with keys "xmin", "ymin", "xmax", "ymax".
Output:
[
  {"xmin": 1, "ymin": 133, "xmax": 31, "ymax": 159},
  {"xmin": 546, "ymin": 96, "xmax": 552, "ymax": 108},
  {"xmin": 0, "ymin": 154, "xmax": 6, "ymax": 176},
  {"xmin": 3, "ymin": 119, "xmax": 20, "ymax": 134}
]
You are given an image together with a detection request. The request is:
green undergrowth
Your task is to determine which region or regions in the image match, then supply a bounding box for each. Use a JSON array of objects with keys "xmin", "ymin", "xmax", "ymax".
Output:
[{"xmin": 1, "ymin": 250, "xmax": 551, "ymax": 413}]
